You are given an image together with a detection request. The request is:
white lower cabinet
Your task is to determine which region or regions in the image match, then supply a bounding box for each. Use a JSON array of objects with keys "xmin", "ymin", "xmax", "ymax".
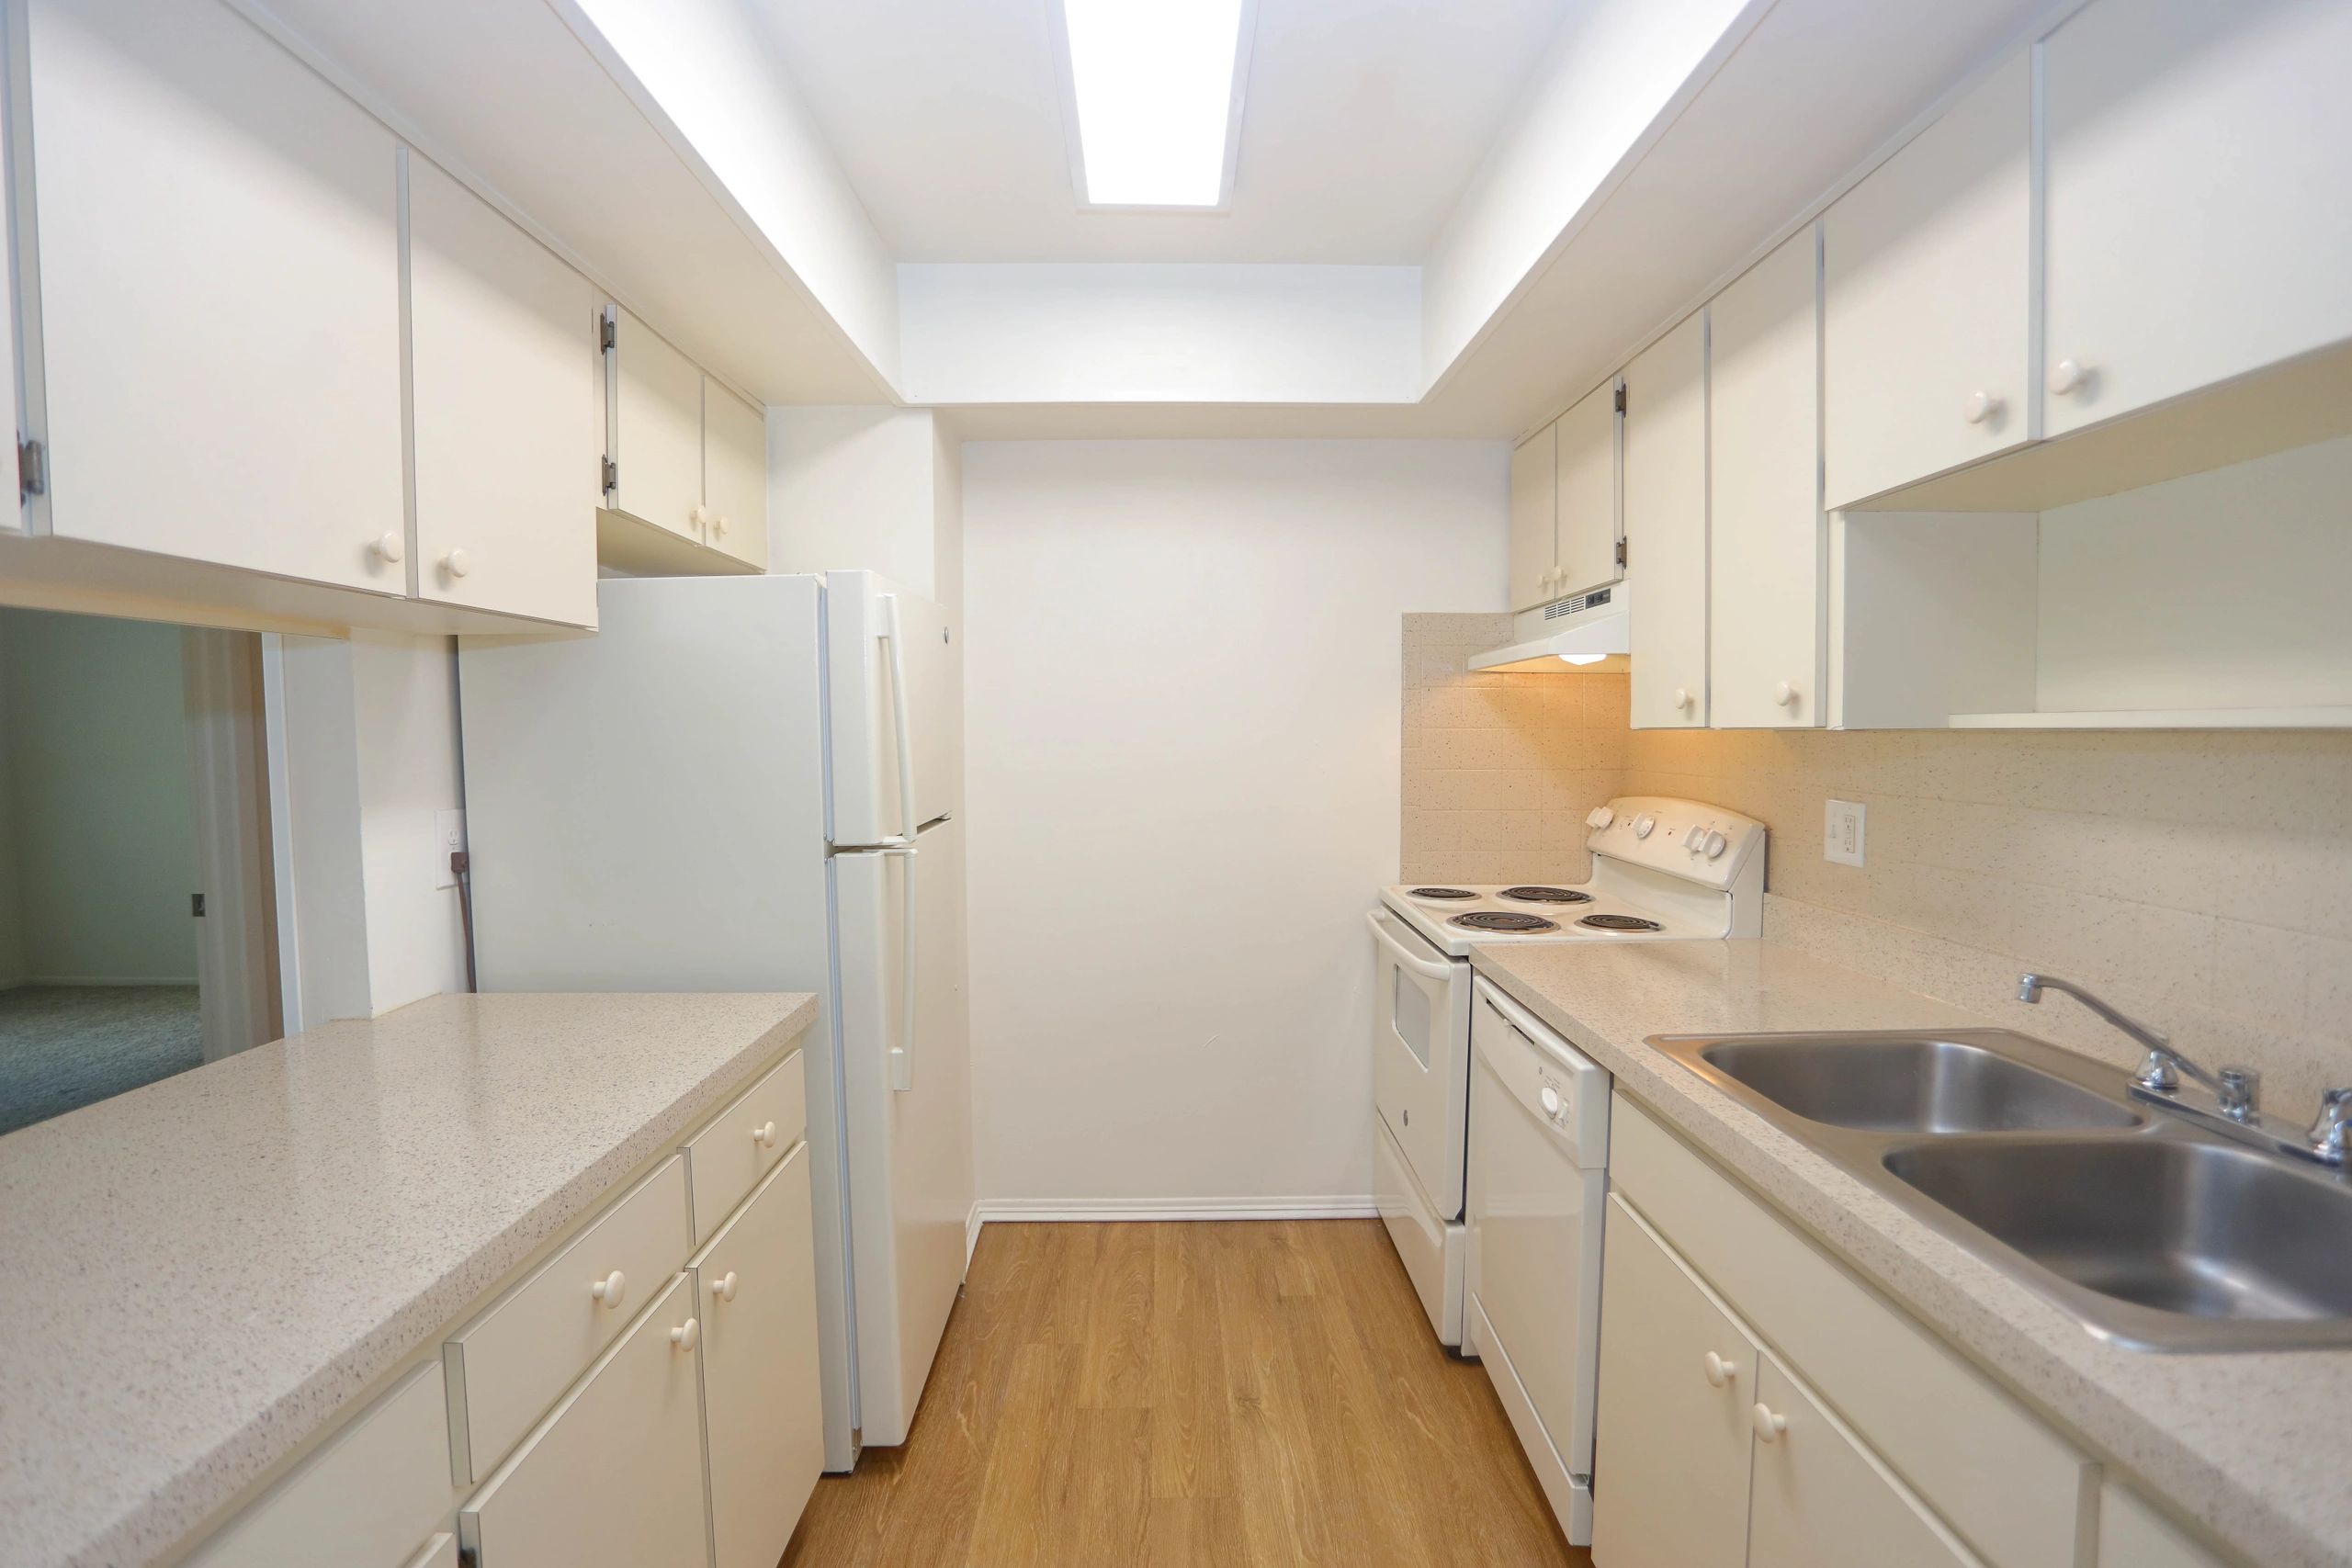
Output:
[
  {"xmin": 404, "ymin": 1536, "xmax": 458, "ymax": 1568},
  {"xmin": 460, "ymin": 1272, "xmax": 710, "ymax": 1568},
  {"xmin": 1747, "ymin": 1355, "xmax": 1972, "ymax": 1568},
  {"xmin": 2097, "ymin": 1481, "xmax": 2227, "ymax": 1568},
  {"xmin": 693, "ymin": 1145, "xmax": 825, "ymax": 1568},
  {"xmin": 1590, "ymin": 1195, "xmax": 1756, "ymax": 1568}
]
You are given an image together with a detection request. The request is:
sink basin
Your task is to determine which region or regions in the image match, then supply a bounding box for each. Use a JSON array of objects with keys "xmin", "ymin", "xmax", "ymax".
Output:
[
  {"xmin": 1695, "ymin": 1035, "xmax": 2142, "ymax": 1134},
  {"xmin": 1885, "ymin": 1138, "xmax": 2352, "ymax": 1348},
  {"xmin": 1649, "ymin": 1027, "xmax": 2352, "ymax": 1349}
]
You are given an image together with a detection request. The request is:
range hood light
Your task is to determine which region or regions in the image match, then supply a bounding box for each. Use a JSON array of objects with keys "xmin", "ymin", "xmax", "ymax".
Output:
[{"xmin": 1468, "ymin": 584, "xmax": 1632, "ymax": 673}]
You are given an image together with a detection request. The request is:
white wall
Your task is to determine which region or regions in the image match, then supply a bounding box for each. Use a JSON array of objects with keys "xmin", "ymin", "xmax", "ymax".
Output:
[
  {"xmin": 961, "ymin": 441, "xmax": 1507, "ymax": 1209},
  {"xmin": 768, "ymin": 408, "xmax": 952, "ymax": 598},
  {"xmin": 1420, "ymin": 0, "xmax": 1759, "ymax": 383},
  {"xmin": 0, "ymin": 610, "xmax": 198, "ymax": 985},
  {"xmin": 897, "ymin": 264, "xmax": 1423, "ymax": 406},
  {"xmin": 276, "ymin": 631, "xmax": 469, "ymax": 1029}
]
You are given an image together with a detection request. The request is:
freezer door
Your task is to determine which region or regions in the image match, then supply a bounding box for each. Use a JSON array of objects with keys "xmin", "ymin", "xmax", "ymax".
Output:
[
  {"xmin": 831, "ymin": 815, "xmax": 973, "ymax": 1446},
  {"xmin": 826, "ymin": 570, "xmax": 957, "ymax": 847}
]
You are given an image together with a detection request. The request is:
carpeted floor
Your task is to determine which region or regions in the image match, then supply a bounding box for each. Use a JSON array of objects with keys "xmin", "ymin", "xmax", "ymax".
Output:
[{"xmin": 0, "ymin": 985, "xmax": 203, "ymax": 1136}]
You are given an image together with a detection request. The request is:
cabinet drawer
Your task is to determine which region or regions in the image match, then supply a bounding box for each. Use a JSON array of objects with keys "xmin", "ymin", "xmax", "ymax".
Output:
[
  {"xmin": 459, "ymin": 1273, "xmax": 708, "ymax": 1568},
  {"xmin": 445, "ymin": 1156, "xmax": 690, "ymax": 1482},
  {"xmin": 1609, "ymin": 1096, "xmax": 2088, "ymax": 1568},
  {"xmin": 684, "ymin": 1050, "xmax": 806, "ymax": 1242},
  {"xmin": 187, "ymin": 1364, "xmax": 450, "ymax": 1568},
  {"xmin": 693, "ymin": 1145, "xmax": 824, "ymax": 1568}
]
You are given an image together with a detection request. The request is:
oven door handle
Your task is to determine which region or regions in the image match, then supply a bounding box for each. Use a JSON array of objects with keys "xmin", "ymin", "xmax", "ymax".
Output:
[{"xmin": 1368, "ymin": 909, "xmax": 1455, "ymax": 982}]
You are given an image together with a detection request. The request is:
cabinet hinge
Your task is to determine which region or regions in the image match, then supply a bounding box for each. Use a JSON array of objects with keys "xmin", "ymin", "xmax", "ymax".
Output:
[
  {"xmin": 17, "ymin": 437, "xmax": 45, "ymax": 500},
  {"xmin": 599, "ymin": 314, "xmax": 616, "ymax": 353},
  {"xmin": 1612, "ymin": 384, "xmax": 1627, "ymax": 415},
  {"xmin": 1615, "ymin": 537, "xmax": 1628, "ymax": 570},
  {"xmin": 601, "ymin": 456, "xmax": 617, "ymax": 497}
]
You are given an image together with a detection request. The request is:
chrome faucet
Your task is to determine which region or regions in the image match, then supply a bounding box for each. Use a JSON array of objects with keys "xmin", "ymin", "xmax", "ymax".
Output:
[
  {"xmin": 2015, "ymin": 973, "xmax": 2260, "ymax": 1121},
  {"xmin": 2018, "ymin": 972, "xmax": 2346, "ymax": 1164}
]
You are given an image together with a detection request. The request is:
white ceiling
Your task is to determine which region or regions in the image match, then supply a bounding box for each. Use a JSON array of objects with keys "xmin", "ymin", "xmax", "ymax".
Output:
[{"xmin": 745, "ymin": 0, "xmax": 1580, "ymax": 264}]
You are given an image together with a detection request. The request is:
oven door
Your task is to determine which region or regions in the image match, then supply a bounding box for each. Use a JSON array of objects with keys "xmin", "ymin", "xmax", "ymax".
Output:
[{"xmin": 1368, "ymin": 908, "xmax": 1473, "ymax": 1219}]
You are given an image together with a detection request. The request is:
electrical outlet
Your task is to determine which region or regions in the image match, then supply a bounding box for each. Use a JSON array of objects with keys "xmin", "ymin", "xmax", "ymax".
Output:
[
  {"xmin": 434, "ymin": 809, "xmax": 467, "ymax": 889},
  {"xmin": 1825, "ymin": 799, "xmax": 1866, "ymax": 867}
]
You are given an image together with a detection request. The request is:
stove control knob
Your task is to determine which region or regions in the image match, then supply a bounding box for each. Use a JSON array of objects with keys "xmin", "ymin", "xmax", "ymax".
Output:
[
  {"xmin": 1704, "ymin": 830, "xmax": 1728, "ymax": 860},
  {"xmin": 1633, "ymin": 813, "xmax": 1657, "ymax": 840},
  {"xmin": 1684, "ymin": 824, "xmax": 1708, "ymax": 851},
  {"xmin": 1586, "ymin": 806, "xmax": 1615, "ymax": 829}
]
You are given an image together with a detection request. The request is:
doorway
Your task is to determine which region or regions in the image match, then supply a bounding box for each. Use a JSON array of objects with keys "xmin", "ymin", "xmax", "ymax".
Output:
[{"xmin": 0, "ymin": 607, "xmax": 281, "ymax": 1134}]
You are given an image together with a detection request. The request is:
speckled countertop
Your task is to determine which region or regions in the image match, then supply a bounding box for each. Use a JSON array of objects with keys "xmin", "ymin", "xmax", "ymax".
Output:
[
  {"xmin": 1468, "ymin": 939, "xmax": 2350, "ymax": 1568},
  {"xmin": 0, "ymin": 989, "xmax": 815, "ymax": 1568}
]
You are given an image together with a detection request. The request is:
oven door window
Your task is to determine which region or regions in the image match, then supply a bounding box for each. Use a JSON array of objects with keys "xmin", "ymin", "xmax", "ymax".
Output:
[{"xmin": 1392, "ymin": 964, "xmax": 1434, "ymax": 1069}]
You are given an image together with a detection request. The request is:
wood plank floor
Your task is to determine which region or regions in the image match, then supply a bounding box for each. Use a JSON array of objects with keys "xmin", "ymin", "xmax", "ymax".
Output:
[{"xmin": 782, "ymin": 1220, "xmax": 1591, "ymax": 1568}]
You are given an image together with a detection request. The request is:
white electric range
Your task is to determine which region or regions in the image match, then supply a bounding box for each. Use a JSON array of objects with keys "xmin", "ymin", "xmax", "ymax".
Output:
[{"xmin": 1366, "ymin": 795, "xmax": 1768, "ymax": 1347}]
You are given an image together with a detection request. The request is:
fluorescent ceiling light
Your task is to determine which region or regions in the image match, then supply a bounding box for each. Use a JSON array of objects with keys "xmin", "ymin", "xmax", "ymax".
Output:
[{"xmin": 1056, "ymin": 0, "xmax": 1251, "ymax": 209}]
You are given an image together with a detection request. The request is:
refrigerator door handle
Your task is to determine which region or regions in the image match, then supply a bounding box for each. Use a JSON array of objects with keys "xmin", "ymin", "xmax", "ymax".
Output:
[
  {"xmin": 879, "ymin": 593, "xmax": 919, "ymax": 846},
  {"xmin": 876, "ymin": 840, "xmax": 918, "ymax": 1091}
]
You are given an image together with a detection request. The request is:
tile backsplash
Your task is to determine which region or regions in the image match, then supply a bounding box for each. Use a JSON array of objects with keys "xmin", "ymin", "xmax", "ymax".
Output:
[{"xmin": 1403, "ymin": 612, "xmax": 2352, "ymax": 1110}]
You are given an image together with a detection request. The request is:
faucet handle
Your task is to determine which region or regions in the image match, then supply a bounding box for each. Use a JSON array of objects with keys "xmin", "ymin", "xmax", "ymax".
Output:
[
  {"xmin": 2133, "ymin": 1048, "xmax": 2179, "ymax": 1093},
  {"xmin": 2216, "ymin": 1066, "xmax": 2260, "ymax": 1122},
  {"xmin": 2312, "ymin": 1088, "xmax": 2352, "ymax": 1166}
]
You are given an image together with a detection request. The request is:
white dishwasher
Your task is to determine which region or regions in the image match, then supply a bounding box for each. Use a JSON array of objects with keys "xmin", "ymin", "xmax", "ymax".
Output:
[{"xmin": 1465, "ymin": 976, "xmax": 1610, "ymax": 1547}]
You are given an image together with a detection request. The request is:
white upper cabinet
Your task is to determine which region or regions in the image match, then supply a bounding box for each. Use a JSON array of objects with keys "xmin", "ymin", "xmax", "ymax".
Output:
[
  {"xmin": 1823, "ymin": 53, "xmax": 2032, "ymax": 507},
  {"xmin": 20, "ymin": 0, "xmax": 403, "ymax": 592},
  {"xmin": 406, "ymin": 155, "xmax": 599, "ymax": 627},
  {"xmin": 1508, "ymin": 422, "xmax": 1557, "ymax": 611},
  {"xmin": 605, "ymin": 308, "xmax": 704, "ymax": 543},
  {"xmin": 702, "ymin": 378, "xmax": 769, "ymax": 570},
  {"xmin": 1555, "ymin": 380, "xmax": 1620, "ymax": 599},
  {"xmin": 1624, "ymin": 311, "xmax": 1710, "ymax": 728},
  {"xmin": 2041, "ymin": 0, "xmax": 2352, "ymax": 437},
  {"xmin": 1710, "ymin": 227, "xmax": 1823, "ymax": 730}
]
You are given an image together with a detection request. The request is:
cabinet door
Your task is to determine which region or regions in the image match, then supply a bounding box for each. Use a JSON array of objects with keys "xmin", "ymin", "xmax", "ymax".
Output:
[
  {"xmin": 1747, "ymin": 1355, "xmax": 1972, "ymax": 1568},
  {"xmin": 1555, "ymin": 380, "xmax": 1619, "ymax": 598},
  {"xmin": 693, "ymin": 1145, "xmax": 823, "ymax": 1568},
  {"xmin": 1509, "ymin": 422, "xmax": 1558, "ymax": 609},
  {"xmin": 407, "ymin": 155, "xmax": 599, "ymax": 626},
  {"xmin": 1590, "ymin": 1196, "xmax": 1756, "ymax": 1568},
  {"xmin": 2097, "ymin": 1481, "xmax": 2226, "ymax": 1568},
  {"xmin": 22, "ymin": 0, "xmax": 403, "ymax": 590},
  {"xmin": 459, "ymin": 1273, "xmax": 709, "ymax": 1568},
  {"xmin": 1823, "ymin": 52, "xmax": 2031, "ymax": 507},
  {"xmin": 608, "ymin": 308, "xmax": 705, "ymax": 542},
  {"xmin": 1709, "ymin": 226, "xmax": 1823, "ymax": 730},
  {"xmin": 2041, "ymin": 0, "xmax": 2352, "ymax": 435},
  {"xmin": 1623, "ymin": 311, "xmax": 1710, "ymax": 728},
  {"xmin": 701, "ymin": 378, "xmax": 769, "ymax": 570}
]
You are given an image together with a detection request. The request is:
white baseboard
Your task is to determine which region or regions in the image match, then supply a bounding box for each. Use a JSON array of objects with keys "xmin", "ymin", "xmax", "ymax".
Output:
[
  {"xmin": 14, "ymin": 975, "xmax": 199, "ymax": 987},
  {"xmin": 973, "ymin": 1195, "xmax": 1378, "ymax": 1224}
]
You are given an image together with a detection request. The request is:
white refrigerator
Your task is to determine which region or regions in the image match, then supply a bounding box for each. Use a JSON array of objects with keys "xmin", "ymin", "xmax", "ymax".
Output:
[{"xmin": 456, "ymin": 570, "xmax": 973, "ymax": 1469}]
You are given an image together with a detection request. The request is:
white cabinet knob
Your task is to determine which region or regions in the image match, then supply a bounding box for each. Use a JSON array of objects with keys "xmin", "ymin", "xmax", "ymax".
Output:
[
  {"xmin": 1752, "ymin": 1403, "xmax": 1788, "ymax": 1442},
  {"xmin": 711, "ymin": 1270, "xmax": 740, "ymax": 1303},
  {"xmin": 1704, "ymin": 829, "xmax": 1728, "ymax": 859},
  {"xmin": 372, "ymin": 532, "xmax": 405, "ymax": 563},
  {"xmin": 1540, "ymin": 1085, "xmax": 1563, "ymax": 1117},
  {"xmin": 689, "ymin": 504, "xmax": 711, "ymax": 529},
  {"xmin": 1703, "ymin": 1351, "xmax": 1736, "ymax": 1388},
  {"xmin": 713, "ymin": 514, "xmax": 731, "ymax": 537},
  {"xmin": 670, "ymin": 1316, "xmax": 700, "ymax": 1353},
  {"xmin": 590, "ymin": 1269, "xmax": 627, "ymax": 1309},
  {"xmin": 752, "ymin": 1120, "xmax": 778, "ymax": 1149},
  {"xmin": 2048, "ymin": 358, "xmax": 2087, "ymax": 396},
  {"xmin": 1962, "ymin": 389, "xmax": 2002, "ymax": 425},
  {"xmin": 441, "ymin": 547, "xmax": 471, "ymax": 579},
  {"xmin": 1774, "ymin": 681, "xmax": 1797, "ymax": 707}
]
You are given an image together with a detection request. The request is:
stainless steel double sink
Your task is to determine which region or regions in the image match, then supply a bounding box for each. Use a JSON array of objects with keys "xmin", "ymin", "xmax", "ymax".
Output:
[{"xmin": 1650, "ymin": 1030, "xmax": 2352, "ymax": 1351}]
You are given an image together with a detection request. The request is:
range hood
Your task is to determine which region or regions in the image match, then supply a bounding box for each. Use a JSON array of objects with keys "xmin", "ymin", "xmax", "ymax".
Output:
[{"xmin": 1469, "ymin": 582, "xmax": 1630, "ymax": 672}]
